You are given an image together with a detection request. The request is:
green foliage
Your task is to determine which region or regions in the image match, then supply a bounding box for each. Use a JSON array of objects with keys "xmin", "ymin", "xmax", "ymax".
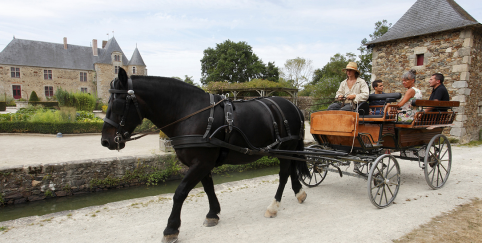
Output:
[
  {"xmin": 133, "ymin": 119, "xmax": 158, "ymax": 133},
  {"xmin": 205, "ymin": 78, "xmax": 293, "ymax": 93},
  {"xmin": 29, "ymin": 91, "xmax": 40, "ymax": 102},
  {"xmin": 44, "ymin": 190, "xmax": 54, "ymax": 197},
  {"xmin": 55, "ymin": 87, "xmax": 96, "ymax": 111},
  {"xmin": 29, "ymin": 107, "xmax": 76, "ymax": 123},
  {"xmin": 200, "ymin": 39, "xmax": 279, "ymax": 84},
  {"xmin": 0, "ymin": 102, "xmax": 5, "ymax": 111},
  {"xmin": 281, "ymin": 57, "xmax": 314, "ymax": 89},
  {"xmin": 212, "ymin": 156, "xmax": 280, "ymax": 174},
  {"xmin": 0, "ymin": 121, "xmax": 103, "ymax": 134},
  {"xmin": 358, "ymin": 20, "xmax": 392, "ymax": 83}
]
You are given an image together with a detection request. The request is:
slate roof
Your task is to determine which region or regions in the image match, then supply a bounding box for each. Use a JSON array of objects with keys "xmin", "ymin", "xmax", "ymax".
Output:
[
  {"xmin": 128, "ymin": 48, "xmax": 146, "ymax": 66},
  {"xmin": 0, "ymin": 38, "xmax": 100, "ymax": 70},
  {"xmin": 0, "ymin": 37, "xmax": 145, "ymax": 70},
  {"xmin": 367, "ymin": 0, "xmax": 481, "ymax": 45},
  {"xmin": 97, "ymin": 37, "xmax": 130, "ymax": 65}
]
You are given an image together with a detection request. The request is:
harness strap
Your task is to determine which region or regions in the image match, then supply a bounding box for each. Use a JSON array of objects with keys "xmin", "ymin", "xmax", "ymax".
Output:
[
  {"xmin": 255, "ymin": 99, "xmax": 281, "ymax": 149},
  {"xmin": 264, "ymin": 98, "xmax": 292, "ymax": 137},
  {"xmin": 203, "ymin": 94, "xmax": 215, "ymax": 139}
]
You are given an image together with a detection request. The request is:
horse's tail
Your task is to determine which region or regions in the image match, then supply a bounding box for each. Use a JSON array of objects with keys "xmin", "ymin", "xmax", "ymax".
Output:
[{"xmin": 294, "ymin": 138, "xmax": 311, "ymax": 180}]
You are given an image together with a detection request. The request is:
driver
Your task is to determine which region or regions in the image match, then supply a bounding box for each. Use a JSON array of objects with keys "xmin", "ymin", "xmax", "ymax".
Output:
[{"xmin": 327, "ymin": 62, "xmax": 369, "ymax": 111}]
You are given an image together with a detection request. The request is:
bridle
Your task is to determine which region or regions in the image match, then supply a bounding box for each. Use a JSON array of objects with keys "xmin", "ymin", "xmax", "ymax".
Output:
[
  {"xmin": 103, "ymin": 78, "xmax": 144, "ymax": 150},
  {"xmin": 103, "ymin": 77, "xmax": 226, "ymax": 151}
]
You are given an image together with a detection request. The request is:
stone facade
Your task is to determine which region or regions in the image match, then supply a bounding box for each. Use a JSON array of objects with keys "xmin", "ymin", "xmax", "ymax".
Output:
[
  {"xmin": 0, "ymin": 65, "xmax": 95, "ymax": 101},
  {"xmin": 371, "ymin": 28, "xmax": 482, "ymax": 143}
]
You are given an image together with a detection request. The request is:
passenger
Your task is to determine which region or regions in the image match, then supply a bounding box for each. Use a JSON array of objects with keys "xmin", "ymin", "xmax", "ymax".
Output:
[
  {"xmin": 369, "ymin": 79, "xmax": 385, "ymax": 115},
  {"xmin": 396, "ymin": 69, "xmax": 422, "ymax": 123},
  {"xmin": 425, "ymin": 72, "xmax": 450, "ymax": 112},
  {"xmin": 327, "ymin": 62, "xmax": 369, "ymax": 112}
]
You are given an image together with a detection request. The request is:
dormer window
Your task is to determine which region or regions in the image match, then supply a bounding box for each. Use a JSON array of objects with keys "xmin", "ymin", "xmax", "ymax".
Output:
[{"xmin": 114, "ymin": 55, "xmax": 120, "ymax": 61}]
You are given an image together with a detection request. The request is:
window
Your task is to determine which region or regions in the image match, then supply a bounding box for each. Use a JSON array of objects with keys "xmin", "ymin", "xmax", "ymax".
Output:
[
  {"xmin": 45, "ymin": 86, "xmax": 54, "ymax": 97},
  {"xmin": 114, "ymin": 55, "xmax": 120, "ymax": 61},
  {"xmin": 416, "ymin": 54, "xmax": 424, "ymax": 66},
  {"xmin": 44, "ymin": 70, "xmax": 52, "ymax": 80},
  {"xmin": 80, "ymin": 72, "xmax": 87, "ymax": 82},
  {"xmin": 81, "ymin": 88, "xmax": 88, "ymax": 93},
  {"xmin": 12, "ymin": 85, "xmax": 21, "ymax": 99},
  {"xmin": 11, "ymin": 67, "xmax": 20, "ymax": 78},
  {"xmin": 115, "ymin": 66, "xmax": 119, "ymax": 74},
  {"xmin": 132, "ymin": 66, "xmax": 136, "ymax": 74}
]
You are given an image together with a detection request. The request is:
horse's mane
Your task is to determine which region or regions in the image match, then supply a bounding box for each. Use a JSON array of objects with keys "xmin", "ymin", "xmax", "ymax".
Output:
[{"xmin": 131, "ymin": 75, "xmax": 206, "ymax": 94}]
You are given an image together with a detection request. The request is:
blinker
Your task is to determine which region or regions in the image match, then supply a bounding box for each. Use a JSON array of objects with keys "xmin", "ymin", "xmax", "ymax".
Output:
[{"xmin": 112, "ymin": 99, "xmax": 126, "ymax": 115}]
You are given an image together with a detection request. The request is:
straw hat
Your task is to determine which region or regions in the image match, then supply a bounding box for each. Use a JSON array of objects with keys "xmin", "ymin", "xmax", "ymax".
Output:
[{"xmin": 342, "ymin": 62, "xmax": 359, "ymax": 73}]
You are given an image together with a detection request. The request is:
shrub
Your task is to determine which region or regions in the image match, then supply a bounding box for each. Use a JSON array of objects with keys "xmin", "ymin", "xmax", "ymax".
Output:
[
  {"xmin": 55, "ymin": 87, "xmax": 96, "ymax": 111},
  {"xmin": 29, "ymin": 91, "xmax": 40, "ymax": 102},
  {"xmin": 0, "ymin": 121, "xmax": 103, "ymax": 134}
]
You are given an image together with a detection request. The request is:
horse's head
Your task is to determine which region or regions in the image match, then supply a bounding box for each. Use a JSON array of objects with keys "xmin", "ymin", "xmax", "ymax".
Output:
[{"xmin": 101, "ymin": 67, "xmax": 144, "ymax": 150}]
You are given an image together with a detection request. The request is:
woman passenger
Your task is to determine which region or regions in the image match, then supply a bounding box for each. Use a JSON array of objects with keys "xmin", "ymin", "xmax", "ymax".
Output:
[
  {"xmin": 397, "ymin": 69, "xmax": 422, "ymax": 122},
  {"xmin": 327, "ymin": 62, "xmax": 369, "ymax": 111}
]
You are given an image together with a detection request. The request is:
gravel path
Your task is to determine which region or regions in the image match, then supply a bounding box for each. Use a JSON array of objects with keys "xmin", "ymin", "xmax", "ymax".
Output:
[{"xmin": 1, "ymin": 145, "xmax": 481, "ymax": 243}]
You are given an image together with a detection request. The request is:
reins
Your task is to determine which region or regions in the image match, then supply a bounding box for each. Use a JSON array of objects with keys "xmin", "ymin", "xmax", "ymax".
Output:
[{"xmin": 126, "ymin": 97, "xmax": 226, "ymax": 141}]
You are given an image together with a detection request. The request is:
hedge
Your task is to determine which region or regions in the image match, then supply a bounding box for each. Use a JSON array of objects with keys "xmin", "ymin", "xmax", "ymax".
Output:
[
  {"xmin": 28, "ymin": 101, "xmax": 59, "ymax": 108},
  {"xmin": 0, "ymin": 102, "xmax": 6, "ymax": 111},
  {"xmin": 0, "ymin": 121, "xmax": 103, "ymax": 134}
]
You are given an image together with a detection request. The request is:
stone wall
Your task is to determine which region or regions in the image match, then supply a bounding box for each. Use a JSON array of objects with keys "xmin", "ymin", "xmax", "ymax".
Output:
[
  {"xmin": 96, "ymin": 64, "xmax": 147, "ymax": 103},
  {"xmin": 0, "ymin": 154, "xmax": 185, "ymax": 206},
  {"xmin": 371, "ymin": 27, "xmax": 482, "ymax": 143},
  {"xmin": 0, "ymin": 65, "xmax": 95, "ymax": 101}
]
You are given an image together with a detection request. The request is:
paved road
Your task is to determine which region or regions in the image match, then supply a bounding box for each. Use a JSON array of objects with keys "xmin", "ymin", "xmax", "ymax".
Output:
[{"xmin": 1, "ymin": 145, "xmax": 481, "ymax": 242}]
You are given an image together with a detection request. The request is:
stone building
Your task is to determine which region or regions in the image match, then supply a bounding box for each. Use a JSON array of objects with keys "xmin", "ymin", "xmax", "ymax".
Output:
[
  {"xmin": 0, "ymin": 37, "xmax": 146, "ymax": 103},
  {"xmin": 367, "ymin": 0, "xmax": 482, "ymax": 143}
]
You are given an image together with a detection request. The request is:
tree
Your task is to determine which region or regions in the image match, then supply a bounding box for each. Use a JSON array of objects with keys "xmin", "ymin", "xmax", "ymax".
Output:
[
  {"xmin": 262, "ymin": 62, "xmax": 280, "ymax": 82},
  {"xmin": 358, "ymin": 20, "xmax": 392, "ymax": 82},
  {"xmin": 281, "ymin": 57, "xmax": 313, "ymax": 89},
  {"xmin": 183, "ymin": 75, "xmax": 195, "ymax": 85},
  {"xmin": 200, "ymin": 40, "xmax": 276, "ymax": 84}
]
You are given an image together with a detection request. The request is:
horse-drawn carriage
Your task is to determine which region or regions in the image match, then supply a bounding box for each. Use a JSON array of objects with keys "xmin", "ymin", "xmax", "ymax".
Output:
[
  {"xmin": 302, "ymin": 93, "xmax": 459, "ymax": 208},
  {"xmin": 101, "ymin": 68, "xmax": 459, "ymax": 242}
]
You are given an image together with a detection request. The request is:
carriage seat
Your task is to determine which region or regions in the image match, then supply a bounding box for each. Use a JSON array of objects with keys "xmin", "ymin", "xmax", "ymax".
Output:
[{"xmin": 360, "ymin": 93, "xmax": 402, "ymax": 118}]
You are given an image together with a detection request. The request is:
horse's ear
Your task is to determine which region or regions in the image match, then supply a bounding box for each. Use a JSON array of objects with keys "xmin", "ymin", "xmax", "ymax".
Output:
[{"xmin": 118, "ymin": 67, "xmax": 128, "ymax": 89}]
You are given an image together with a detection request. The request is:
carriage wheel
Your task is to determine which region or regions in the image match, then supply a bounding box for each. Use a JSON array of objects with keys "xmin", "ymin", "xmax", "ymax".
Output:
[
  {"xmin": 300, "ymin": 145, "xmax": 329, "ymax": 187},
  {"xmin": 424, "ymin": 134, "xmax": 452, "ymax": 190},
  {"xmin": 367, "ymin": 154, "xmax": 400, "ymax": 209},
  {"xmin": 354, "ymin": 162, "xmax": 371, "ymax": 178},
  {"xmin": 300, "ymin": 159, "xmax": 328, "ymax": 187}
]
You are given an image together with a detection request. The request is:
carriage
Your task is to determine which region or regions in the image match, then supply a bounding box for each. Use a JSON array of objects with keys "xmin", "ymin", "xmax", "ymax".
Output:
[{"xmin": 300, "ymin": 93, "xmax": 459, "ymax": 208}]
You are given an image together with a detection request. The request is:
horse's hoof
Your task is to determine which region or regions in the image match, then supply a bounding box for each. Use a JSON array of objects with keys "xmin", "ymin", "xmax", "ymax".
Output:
[
  {"xmin": 162, "ymin": 234, "xmax": 179, "ymax": 243},
  {"xmin": 296, "ymin": 190, "xmax": 307, "ymax": 204},
  {"xmin": 203, "ymin": 218, "xmax": 219, "ymax": 227},
  {"xmin": 264, "ymin": 209, "xmax": 277, "ymax": 218}
]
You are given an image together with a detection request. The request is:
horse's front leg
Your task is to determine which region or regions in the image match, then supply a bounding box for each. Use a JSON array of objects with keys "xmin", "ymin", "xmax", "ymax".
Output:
[
  {"xmin": 265, "ymin": 159, "xmax": 290, "ymax": 218},
  {"xmin": 162, "ymin": 163, "xmax": 212, "ymax": 243},
  {"xmin": 201, "ymin": 172, "xmax": 221, "ymax": 227}
]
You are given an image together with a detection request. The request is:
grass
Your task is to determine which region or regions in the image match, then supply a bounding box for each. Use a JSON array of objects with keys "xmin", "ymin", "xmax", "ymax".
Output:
[
  {"xmin": 459, "ymin": 139, "xmax": 482, "ymax": 147},
  {"xmin": 394, "ymin": 198, "xmax": 482, "ymax": 243}
]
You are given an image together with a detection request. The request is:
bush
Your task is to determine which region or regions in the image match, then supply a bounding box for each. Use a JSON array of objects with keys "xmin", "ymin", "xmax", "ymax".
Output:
[
  {"xmin": 0, "ymin": 102, "xmax": 5, "ymax": 111},
  {"xmin": 55, "ymin": 87, "xmax": 96, "ymax": 111},
  {"xmin": 29, "ymin": 91, "xmax": 40, "ymax": 102},
  {"xmin": 0, "ymin": 121, "xmax": 103, "ymax": 134}
]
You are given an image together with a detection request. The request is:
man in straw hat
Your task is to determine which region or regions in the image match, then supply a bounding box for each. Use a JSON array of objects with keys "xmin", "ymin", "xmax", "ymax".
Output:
[{"xmin": 327, "ymin": 61, "xmax": 369, "ymax": 112}]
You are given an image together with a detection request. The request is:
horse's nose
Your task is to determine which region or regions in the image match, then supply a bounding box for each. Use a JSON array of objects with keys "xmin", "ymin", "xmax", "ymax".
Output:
[{"xmin": 101, "ymin": 138, "xmax": 110, "ymax": 148}]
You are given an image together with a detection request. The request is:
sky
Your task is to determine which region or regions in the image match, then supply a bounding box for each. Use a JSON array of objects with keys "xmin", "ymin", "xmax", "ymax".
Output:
[{"xmin": 1, "ymin": 0, "xmax": 481, "ymax": 86}]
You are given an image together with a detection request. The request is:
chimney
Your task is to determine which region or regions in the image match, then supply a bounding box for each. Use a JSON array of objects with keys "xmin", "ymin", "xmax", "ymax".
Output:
[
  {"xmin": 92, "ymin": 39, "xmax": 98, "ymax": 56},
  {"xmin": 63, "ymin": 37, "xmax": 67, "ymax": 49},
  {"xmin": 102, "ymin": 40, "xmax": 107, "ymax": 49}
]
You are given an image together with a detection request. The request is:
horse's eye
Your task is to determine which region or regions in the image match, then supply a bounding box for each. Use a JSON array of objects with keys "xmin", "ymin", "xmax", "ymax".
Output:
[{"xmin": 112, "ymin": 99, "xmax": 126, "ymax": 114}]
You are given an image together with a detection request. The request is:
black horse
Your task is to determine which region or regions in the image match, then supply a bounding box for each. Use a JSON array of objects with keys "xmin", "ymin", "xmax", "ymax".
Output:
[{"xmin": 101, "ymin": 68, "xmax": 310, "ymax": 242}]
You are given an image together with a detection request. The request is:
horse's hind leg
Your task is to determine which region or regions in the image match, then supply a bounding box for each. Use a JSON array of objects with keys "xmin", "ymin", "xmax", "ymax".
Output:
[
  {"xmin": 162, "ymin": 163, "xmax": 212, "ymax": 243},
  {"xmin": 201, "ymin": 173, "xmax": 221, "ymax": 227},
  {"xmin": 265, "ymin": 159, "xmax": 290, "ymax": 218},
  {"xmin": 290, "ymin": 161, "xmax": 307, "ymax": 203}
]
